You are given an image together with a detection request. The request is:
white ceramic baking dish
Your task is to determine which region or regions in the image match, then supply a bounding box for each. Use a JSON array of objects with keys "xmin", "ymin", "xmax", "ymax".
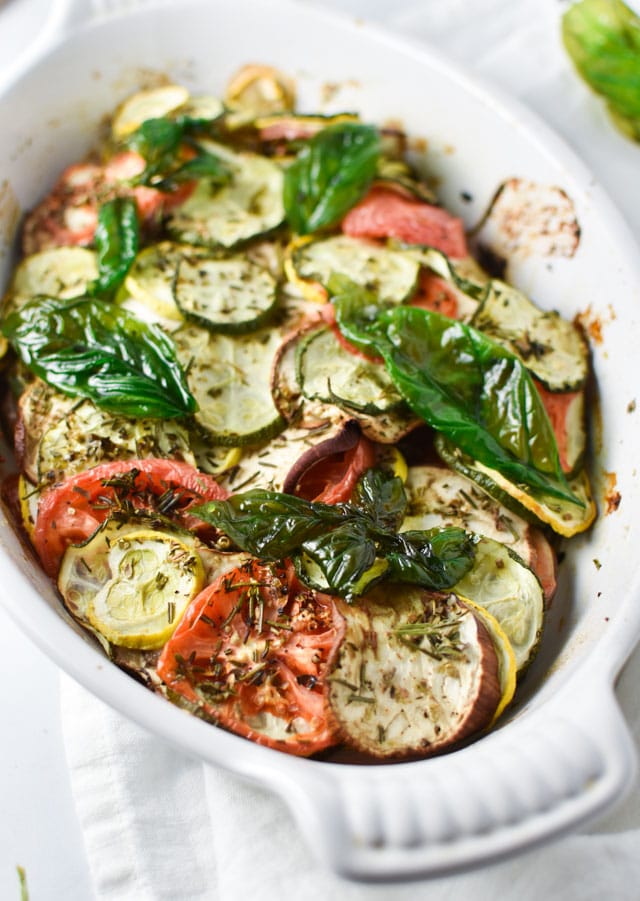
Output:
[{"xmin": 0, "ymin": 0, "xmax": 639, "ymax": 882}]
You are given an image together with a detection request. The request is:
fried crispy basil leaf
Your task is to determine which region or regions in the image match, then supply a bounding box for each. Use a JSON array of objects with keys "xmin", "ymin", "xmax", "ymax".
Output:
[
  {"xmin": 284, "ymin": 123, "xmax": 381, "ymax": 234},
  {"xmin": 2, "ymin": 295, "xmax": 197, "ymax": 419},
  {"xmin": 193, "ymin": 469, "xmax": 476, "ymax": 599}
]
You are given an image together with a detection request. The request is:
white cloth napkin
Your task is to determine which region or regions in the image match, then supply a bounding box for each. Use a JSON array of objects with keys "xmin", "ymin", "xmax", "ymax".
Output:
[{"xmin": 60, "ymin": 1, "xmax": 640, "ymax": 898}]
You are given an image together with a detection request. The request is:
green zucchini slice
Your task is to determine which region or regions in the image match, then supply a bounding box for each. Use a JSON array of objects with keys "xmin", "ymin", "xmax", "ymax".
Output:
[
  {"xmin": 174, "ymin": 255, "xmax": 277, "ymax": 333},
  {"xmin": 436, "ymin": 435, "xmax": 596, "ymax": 537},
  {"xmin": 168, "ymin": 144, "xmax": 285, "ymax": 249},
  {"xmin": 296, "ymin": 326, "xmax": 405, "ymax": 415},
  {"xmin": 454, "ymin": 537, "xmax": 544, "ymax": 673},
  {"xmin": 290, "ymin": 235, "xmax": 419, "ymax": 304},
  {"xmin": 122, "ymin": 241, "xmax": 206, "ymax": 324},
  {"xmin": 471, "ymin": 280, "xmax": 589, "ymax": 392},
  {"xmin": 174, "ymin": 323, "xmax": 285, "ymax": 445}
]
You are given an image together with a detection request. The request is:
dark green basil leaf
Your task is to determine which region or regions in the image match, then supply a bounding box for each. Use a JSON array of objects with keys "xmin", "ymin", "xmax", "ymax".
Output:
[
  {"xmin": 127, "ymin": 117, "xmax": 231, "ymax": 190},
  {"xmin": 375, "ymin": 306, "xmax": 581, "ymax": 504},
  {"xmin": 193, "ymin": 470, "xmax": 477, "ymax": 600},
  {"xmin": 2, "ymin": 295, "xmax": 196, "ymax": 419},
  {"xmin": 194, "ymin": 489, "xmax": 346, "ymax": 559},
  {"xmin": 91, "ymin": 198, "xmax": 139, "ymax": 298},
  {"xmin": 562, "ymin": 0, "xmax": 640, "ymax": 141},
  {"xmin": 350, "ymin": 467, "xmax": 406, "ymax": 532},
  {"xmin": 283, "ymin": 123, "xmax": 381, "ymax": 234},
  {"xmin": 386, "ymin": 528, "xmax": 477, "ymax": 590}
]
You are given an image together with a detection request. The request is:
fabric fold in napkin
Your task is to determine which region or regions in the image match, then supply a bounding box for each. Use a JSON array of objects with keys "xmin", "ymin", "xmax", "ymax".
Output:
[{"xmin": 60, "ymin": 0, "xmax": 640, "ymax": 898}]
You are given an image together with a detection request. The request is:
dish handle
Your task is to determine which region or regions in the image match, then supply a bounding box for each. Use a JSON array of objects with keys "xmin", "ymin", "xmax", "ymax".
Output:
[{"xmin": 270, "ymin": 675, "xmax": 637, "ymax": 881}]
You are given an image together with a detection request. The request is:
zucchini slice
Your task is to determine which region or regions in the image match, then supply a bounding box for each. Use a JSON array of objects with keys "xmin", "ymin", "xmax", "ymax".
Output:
[
  {"xmin": 271, "ymin": 321, "xmax": 421, "ymax": 443},
  {"xmin": 436, "ymin": 435, "xmax": 596, "ymax": 537},
  {"xmin": 123, "ymin": 241, "xmax": 207, "ymax": 323},
  {"xmin": 471, "ymin": 280, "xmax": 589, "ymax": 392},
  {"xmin": 4, "ymin": 247, "xmax": 98, "ymax": 316},
  {"xmin": 289, "ymin": 235, "xmax": 419, "ymax": 304},
  {"xmin": 174, "ymin": 254, "xmax": 277, "ymax": 333},
  {"xmin": 296, "ymin": 326, "xmax": 405, "ymax": 415},
  {"xmin": 328, "ymin": 588, "xmax": 502, "ymax": 758},
  {"xmin": 174, "ymin": 322, "xmax": 285, "ymax": 445},
  {"xmin": 454, "ymin": 537, "xmax": 544, "ymax": 673},
  {"xmin": 168, "ymin": 144, "xmax": 285, "ymax": 249},
  {"xmin": 111, "ymin": 84, "xmax": 190, "ymax": 139},
  {"xmin": 58, "ymin": 521, "xmax": 205, "ymax": 650},
  {"xmin": 36, "ymin": 397, "xmax": 196, "ymax": 485}
]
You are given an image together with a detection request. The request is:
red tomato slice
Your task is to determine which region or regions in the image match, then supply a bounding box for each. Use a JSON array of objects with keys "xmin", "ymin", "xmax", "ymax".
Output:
[
  {"xmin": 534, "ymin": 379, "xmax": 583, "ymax": 474},
  {"xmin": 33, "ymin": 459, "xmax": 228, "ymax": 577},
  {"xmin": 341, "ymin": 186, "xmax": 468, "ymax": 258},
  {"xmin": 410, "ymin": 270, "xmax": 459, "ymax": 319},
  {"xmin": 157, "ymin": 559, "xmax": 345, "ymax": 757},
  {"xmin": 294, "ymin": 434, "xmax": 376, "ymax": 504}
]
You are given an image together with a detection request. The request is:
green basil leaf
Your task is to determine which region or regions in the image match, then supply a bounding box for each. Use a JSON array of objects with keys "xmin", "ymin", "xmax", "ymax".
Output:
[
  {"xmin": 127, "ymin": 117, "xmax": 184, "ymax": 163},
  {"xmin": 2, "ymin": 295, "xmax": 196, "ymax": 419},
  {"xmin": 386, "ymin": 528, "xmax": 477, "ymax": 589},
  {"xmin": 350, "ymin": 467, "xmax": 407, "ymax": 532},
  {"xmin": 374, "ymin": 306, "xmax": 581, "ymax": 505},
  {"xmin": 91, "ymin": 198, "xmax": 139, "ymax": 298},
  {"xmin": 283, "ymin": 123, "xmax": 381, "ymax": 234},
  {"xmin": 194, "ymin": 489, "xmax": 346, "ymax": 558},
  {"xmin": 193, "ymin": 471, "xmax": 477, "ymax": 600},
  {"xmin": 562, "ymin": 0, "xmax": 640, "ymax": 141}
]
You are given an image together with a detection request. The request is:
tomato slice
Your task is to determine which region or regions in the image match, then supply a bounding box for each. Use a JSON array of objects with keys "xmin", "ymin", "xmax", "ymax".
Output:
[
  {"xmin": 534, "ymin": 379, "xmax": 583, "ymax": 474},
  {"xmin": 294, "ymin": 434, "xmax": 376, "ymax": 504},
  {"xmin": 341, "ymin": 186, "xmax": 468, "ymax": 258},
  {"xmin": 157, "ymin": 559, "xmax": 345, "ymax": 757},
  {"xmin": 33, "ymin": 458, "xmax": 228, "ymax": 577},
  {"xmin": 410, "ymin": 270, "xmax": 460, "ymax": 319}
]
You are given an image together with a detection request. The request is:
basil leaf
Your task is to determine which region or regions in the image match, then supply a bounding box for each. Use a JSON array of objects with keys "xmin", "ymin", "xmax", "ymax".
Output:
[
  {"xmin": 2, "ymin": 295, "xmax": 196, "ymax": 419},
  {"xmin": 562, "ymin": 0, "xmax": 640, "ymax": 141},
  {"xmin": 386, "ymin": 528, "xmax": 477, "ymax": 590},
  {"xmin": 127, "ymin": 117, "xmax": 231, "ymax": 189},
  {"xmin": 374, "ymin": 306, "xmax": 581, "ymax": 505},
  {"xmin": 283, "ymin": 123, "xmax": 381, "ymax": 234},
  {"xmin": 91, "ymin": 198, "xmax": 139, "ymax": 298},
  {"xmin": 350, "ymin": 468, "xmax": 407, "ymax": 532},
  {"xmin": 195, "ymin": 489, "xmax": 346, "ymax": 558},
  {"xmin": 194, "ymin": 470, "xmax": 477, "ymax": 599}
]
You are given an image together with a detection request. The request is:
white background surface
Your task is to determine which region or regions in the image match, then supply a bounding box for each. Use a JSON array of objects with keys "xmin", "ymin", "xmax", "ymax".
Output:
[{"xmin": 1, "ymin": 1, "xmax": 640, "ymax": 899}]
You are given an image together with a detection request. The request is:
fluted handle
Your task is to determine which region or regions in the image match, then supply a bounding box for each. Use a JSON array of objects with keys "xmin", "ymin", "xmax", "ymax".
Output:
[{"xmin": 278, "ymin": 675, "xmax": 636, "ymax": 880}]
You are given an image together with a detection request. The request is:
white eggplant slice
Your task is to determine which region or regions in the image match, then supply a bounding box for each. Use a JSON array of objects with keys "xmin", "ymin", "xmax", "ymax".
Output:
[
  {"xmin": 174, "ymin": 254, "xmax": 278, "ymax": 333},
  {"xmin": 219, "ymin": 421, "xmax": 358, "ymax": 495},
  {"xmin": 4, "ymin": 246, "xmax": 98, "ymax": 316},
  {"xmin": 58, "ymin": 523, "xmax": 206, "ymax": 650},
  {"xmin": 289, "ymin": 234, "xmax": 419, "ymax": 305},
  {"xmin": 36, "ymin": 397, "xmax": 196, "ymax": 485},
  {"xmin": 454, "ymin": 537, "xmax": 544, "ymax": 673},
  {"xmin": 168, "ymin": 144, "xmax": 285, "ymax": 249},
  {"xmin": 329, "ymin": 588, "xmax": 502, "ymax": 758},
  {"xmin": 402, "ymin": 464, "xmax": 549, "ymax": 581},
  {"xmin": 174, "ymin": 322, "xmax": 285, "ymax": 445},
  {"xmin": 471, "ymin": 280, "xmax": 589, "ymax": 392},
  {"xmin": 15, "ymin": 379, "xmax": 76, "ymax": 483}
]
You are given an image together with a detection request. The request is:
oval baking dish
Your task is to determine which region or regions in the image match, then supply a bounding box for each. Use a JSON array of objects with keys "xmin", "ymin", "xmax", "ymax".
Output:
[{"xmin": 0, "ymin": 0, "xmax": 639, "ymax": 881}]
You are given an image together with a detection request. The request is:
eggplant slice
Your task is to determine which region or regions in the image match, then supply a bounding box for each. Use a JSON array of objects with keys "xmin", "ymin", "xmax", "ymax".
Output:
[{"xmin": 329, "ymin": 587, "xmax": 502, "ymax": 759}]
